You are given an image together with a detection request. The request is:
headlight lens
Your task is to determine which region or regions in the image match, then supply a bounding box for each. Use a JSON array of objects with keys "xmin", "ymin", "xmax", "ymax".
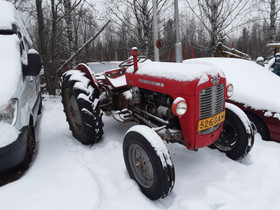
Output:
[
  {"xmin": 0, "ymin": 99, "xmax": 18, "ymax": 125},
  {"xmin": 172, "ymin": 97, "xmax": 187, "ymax": 117},
  {"xmin": 226, "ymin": 84, "xmax": 234, "ymax": 98}
]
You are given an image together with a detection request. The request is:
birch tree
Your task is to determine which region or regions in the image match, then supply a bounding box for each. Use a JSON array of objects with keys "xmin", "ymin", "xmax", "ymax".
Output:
[
  {"xmin": 63, "ymin": 0, "xmax": 75, "ymax": 57},
  {"xmin": 108, "ymin": 0, "xmax": 170, "ymax": 57},
  {"xmin": 62, "ymin": 0, "xmax": 83, "ymax": 66},
  {"xmin": 186, "ymin": 0, "xmax": 250, "ymax": 55},
  {"xmin": 256, "ymin": 0, "xmax": 280, "ymax": 42},
  {"xmin": 269, "ymin": 0, "xmax": 277, "ymax": 41}
]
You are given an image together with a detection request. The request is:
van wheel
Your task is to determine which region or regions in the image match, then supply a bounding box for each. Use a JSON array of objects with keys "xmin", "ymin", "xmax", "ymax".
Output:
[
  {"xmin": 213, "ymin": 105, "xmax": 254, "ymax": 160},
  {"xmin": 19, "ymin": 124, "xmax": 36, "ymax": 171},
  {"xmin": 123, "ymin": 125, "xmax": 175, "ymax": 200},
  {"xmin": 38, "ymin": 94, "xmax": 43, "ymax": 115},
  {"xmin": 61, "ymin": 70, "xmax": 103, "ymax": 145}
]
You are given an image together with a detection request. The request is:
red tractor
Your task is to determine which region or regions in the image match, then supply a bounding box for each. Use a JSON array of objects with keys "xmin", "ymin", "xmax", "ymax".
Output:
[{"xmin": 60, "ymin": 48, "xmax": 254, "ymax": 200}]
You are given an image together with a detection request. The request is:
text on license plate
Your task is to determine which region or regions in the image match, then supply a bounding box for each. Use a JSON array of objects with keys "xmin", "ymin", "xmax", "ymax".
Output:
[{"xmin": 197, "ymin": 111, "xmax": 225, "ymax": 132}]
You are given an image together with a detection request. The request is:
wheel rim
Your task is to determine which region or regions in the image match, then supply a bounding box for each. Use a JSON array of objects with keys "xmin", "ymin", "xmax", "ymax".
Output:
[
  {"xmin": 65, "ymin": 89, "xmax": 82, "ymax": 134},
  {"xmin": 214, "ymin": 121, "xmax": 238, "ymax": 151},
  {"xmin": 128, "ymin": 144, "xmax": 154, "ymax": 188}
]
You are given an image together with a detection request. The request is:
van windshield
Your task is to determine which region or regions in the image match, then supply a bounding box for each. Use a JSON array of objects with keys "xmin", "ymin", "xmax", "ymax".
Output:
[{"xmin": 0, "ymin": 34, "xmax": 22, "ymax": 105}]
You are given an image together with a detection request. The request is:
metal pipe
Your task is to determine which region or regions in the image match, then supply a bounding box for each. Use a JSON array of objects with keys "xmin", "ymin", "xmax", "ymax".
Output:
[
  {"xmin": 174, "ymin": 0, "xmax": 182, "ymax": 63},
  {"xmin": 134, "ymin": 113, "xmax": 158, "ymax": 128},
  {"xmin": 153, "ymin": 0, "xmax": 159, "ymax": 61},
  {"xmin": 134, "ymin": 106, "xmax": 169, "ymax": 125}
]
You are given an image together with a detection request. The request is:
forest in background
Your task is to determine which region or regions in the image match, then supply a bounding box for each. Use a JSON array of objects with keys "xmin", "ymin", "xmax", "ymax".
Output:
[{"xmin": 7, "ymin": 0, "xmax": 280, "ymax": 94}]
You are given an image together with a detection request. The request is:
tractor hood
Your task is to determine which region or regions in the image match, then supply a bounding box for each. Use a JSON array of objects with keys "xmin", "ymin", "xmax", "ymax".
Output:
[
  {"xmin": 0, "ymin": 34, "xmax": 22, "ymax": 106},
  {"xmin": 126, "ymin": 60, "xmax": 224, "ymax": 82},
  {"xmin": 126, "ymin": 60, "xmax": 226, "ymax": 97}
]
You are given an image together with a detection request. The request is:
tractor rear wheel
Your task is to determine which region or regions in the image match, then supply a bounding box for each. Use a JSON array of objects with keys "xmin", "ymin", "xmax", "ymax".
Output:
[{"xmin": 61, "ymin": 70, "xmax": 103, "ymax": 145}]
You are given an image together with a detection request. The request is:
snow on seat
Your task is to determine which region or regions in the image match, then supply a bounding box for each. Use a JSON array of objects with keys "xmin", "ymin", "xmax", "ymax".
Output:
[{"xmin": 106, "ymin": 74, "xmax": 127, "ymax": 88}]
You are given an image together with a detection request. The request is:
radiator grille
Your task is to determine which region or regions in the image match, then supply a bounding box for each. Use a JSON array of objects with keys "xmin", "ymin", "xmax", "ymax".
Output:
[{"xmin": 199, "ymin": 84, "xmax": 225, "ymax": 134}]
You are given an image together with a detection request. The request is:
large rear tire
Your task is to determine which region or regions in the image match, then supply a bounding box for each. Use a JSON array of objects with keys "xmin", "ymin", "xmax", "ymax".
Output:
[
  {"xmin": 213, "ymin": 103, "xmax": 254, "ymax": 160},
  {"xmin": 123, "ymin": 125, "xmax": 175, "ymax": 200},
  {"xmin": 61, "ymin": 70, "xmax": 103, "ymax": 145}
]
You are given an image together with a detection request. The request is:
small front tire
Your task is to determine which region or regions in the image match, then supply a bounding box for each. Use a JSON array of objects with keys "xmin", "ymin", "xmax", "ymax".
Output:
[{"xmin": 123, "ymin": 125, "xmax": 175, "ymax": 200}]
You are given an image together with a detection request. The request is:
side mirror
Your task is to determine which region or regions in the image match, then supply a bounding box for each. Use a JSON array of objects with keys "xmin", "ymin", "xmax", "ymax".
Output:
[
  {"xmin": 256, "ymin": 56, "xmax": 264, "ymax": 67},
  {"xmin": 24, "ymin": 49, "xmax": 42, "ymax": 76}
]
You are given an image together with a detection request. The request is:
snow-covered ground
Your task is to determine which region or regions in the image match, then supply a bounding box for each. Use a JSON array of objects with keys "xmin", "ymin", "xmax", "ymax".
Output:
[{"xmin": 1, "ymin": 95, "xmax": 280, "ymax": 210}]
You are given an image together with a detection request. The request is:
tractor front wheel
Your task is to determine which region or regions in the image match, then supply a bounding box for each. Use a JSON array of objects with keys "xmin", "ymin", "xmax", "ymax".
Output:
[{"xmin": 123, "ymin": 125, "xmax": 175, "ymax": 200}]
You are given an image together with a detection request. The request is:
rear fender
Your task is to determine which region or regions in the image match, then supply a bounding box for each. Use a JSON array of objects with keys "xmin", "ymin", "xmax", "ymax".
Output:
[{"xmin": 75, "ymin": 63, "xmax": 100, "ymax": 96}]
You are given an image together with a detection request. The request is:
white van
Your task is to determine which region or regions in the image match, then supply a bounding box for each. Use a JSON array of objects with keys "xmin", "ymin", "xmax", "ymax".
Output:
[{"xmin": 0, "ymin": 1, "xmax": 42, "ymax": 174}]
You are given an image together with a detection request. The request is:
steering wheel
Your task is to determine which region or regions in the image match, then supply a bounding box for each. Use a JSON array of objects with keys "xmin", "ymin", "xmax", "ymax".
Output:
[{"xmin": 119, "ymin": 56, "xmax": 147, "ymax": 68}]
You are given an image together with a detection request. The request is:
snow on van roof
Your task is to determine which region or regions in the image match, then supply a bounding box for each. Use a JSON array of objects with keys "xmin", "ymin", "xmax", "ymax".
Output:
[
  {"xmin": 0, "ymin": 1, "xmax": 32, "ymax": 45},
  {"xmin": 184, "ymin": 57, "xmax": 280, "ymax": 114},
  {"xmin": 0, "ymin": 0, "xmax": 17, "ymax": 30},
  {"xmin": 0, "ymin": 34, "xmax": 22, "ymax": 105},
  {"xmin": 126, "ymin": 60, "xmax": 224, "ymax": 82}
]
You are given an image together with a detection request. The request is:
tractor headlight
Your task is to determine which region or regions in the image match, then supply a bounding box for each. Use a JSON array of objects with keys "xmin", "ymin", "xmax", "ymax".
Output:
[
  {"xmin": 0, "ymin": 99, "xmax": 18, "ymax": 125},
  {"xmin": 172, "ymin": 97, "xmax": 187, "ymax": 117},
  {"xmin": 226, "ymin": 84, "xmax": 233, "ymax": 98}
]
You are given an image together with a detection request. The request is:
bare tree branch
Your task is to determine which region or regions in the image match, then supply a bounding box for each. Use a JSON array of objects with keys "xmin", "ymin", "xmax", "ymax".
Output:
[{"xmin": 57, "ymin": 20, "xmax": 111, "ymax": 75}]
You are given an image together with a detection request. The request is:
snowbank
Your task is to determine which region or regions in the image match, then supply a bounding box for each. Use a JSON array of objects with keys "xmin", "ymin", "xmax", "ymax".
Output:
[{"xmin": 184, "ymin": 57, "xmax": 280, "ymax": 113}]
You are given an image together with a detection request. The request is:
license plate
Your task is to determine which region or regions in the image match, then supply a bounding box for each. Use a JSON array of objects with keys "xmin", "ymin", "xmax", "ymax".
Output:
[{"xmin": 198, "ymin": 111, "xmax": 225, "ymax": 132}]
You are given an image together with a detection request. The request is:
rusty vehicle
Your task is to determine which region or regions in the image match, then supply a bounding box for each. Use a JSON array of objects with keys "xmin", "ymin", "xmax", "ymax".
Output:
[{"xmin": 60, "ymin": 48, "xmax": 254, "ymax": 200}]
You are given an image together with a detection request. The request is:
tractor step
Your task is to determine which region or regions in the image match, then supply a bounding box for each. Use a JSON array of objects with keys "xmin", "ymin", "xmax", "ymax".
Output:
[{"xmin": 112, "ymin": 109, "xmax": 134, "ymax": 123}]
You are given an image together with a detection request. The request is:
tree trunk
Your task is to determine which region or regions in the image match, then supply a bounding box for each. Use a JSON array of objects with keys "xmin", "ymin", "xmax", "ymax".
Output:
[
  {"xmin": 36, "ymin": 0, "xmax": 56, "ymax": 95},
  {"xmin": 209, "ymin": 0, "xmax": 219, "ymax": 56},
  {"xmin": 63, "ymin": 0, "xmax": 75, "ymax": 67},
  {"xmin": 269, "ymin": 0, "xmax": 276, "ymax": 42}
]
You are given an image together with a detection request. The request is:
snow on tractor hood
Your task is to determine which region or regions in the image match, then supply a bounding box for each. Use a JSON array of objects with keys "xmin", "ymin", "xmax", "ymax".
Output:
[
  {"xmin": 126, "ymin": 60, "xmax": 224, "ymax": 82},
  {"xmin": 184, "ymin": 57, "xmax": 280, "ymax": 114},
  {"xmin": 0, "ymin": 34, "xmax": 22, "ymax": 106}
]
